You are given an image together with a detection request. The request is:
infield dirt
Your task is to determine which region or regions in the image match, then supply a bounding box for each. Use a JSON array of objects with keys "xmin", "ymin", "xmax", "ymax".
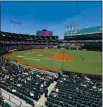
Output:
[{"xmin": 3, "ymin": 50, "xmax": 75, "ymax": 72}]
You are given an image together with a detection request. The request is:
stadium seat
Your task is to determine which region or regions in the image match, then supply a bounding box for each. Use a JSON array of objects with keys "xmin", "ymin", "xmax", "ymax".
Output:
[{"xmin": 45, "ymin": 73, "xmax": 102, "ymax": 107}]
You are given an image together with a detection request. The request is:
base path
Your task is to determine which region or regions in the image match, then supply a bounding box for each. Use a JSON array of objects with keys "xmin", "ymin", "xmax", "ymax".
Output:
[
  {"xmin": 38, "ymin": 50, "xmax": 75, "ymax": 62},
  {"xmin": 3, "ymin": 50, "xmax": 75, "ymax": 72}
]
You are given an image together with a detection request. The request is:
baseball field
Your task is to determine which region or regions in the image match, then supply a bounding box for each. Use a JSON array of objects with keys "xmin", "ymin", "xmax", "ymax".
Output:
[{"xmin": 4, "ymin": 49, "xmax": 102, "ymax": 75}]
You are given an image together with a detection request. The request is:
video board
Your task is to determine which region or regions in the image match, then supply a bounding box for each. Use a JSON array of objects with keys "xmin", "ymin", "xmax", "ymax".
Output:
[{"xmin": 36, "ymin": 30, "xmax": 53, "ymax": 36}]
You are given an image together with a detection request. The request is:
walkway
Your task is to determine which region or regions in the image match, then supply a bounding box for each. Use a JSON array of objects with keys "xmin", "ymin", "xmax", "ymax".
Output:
[
  {"xmin": 1, "ymin": 89, "xmax": 33, "ymax": 107},
  {"xmin": 35, "ymin": 81, "xmax": 57, "ymax": 107}
]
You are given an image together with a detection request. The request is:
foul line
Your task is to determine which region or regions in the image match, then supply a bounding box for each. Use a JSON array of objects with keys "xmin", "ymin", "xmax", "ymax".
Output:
[{"xmin": 52, "ymin": 49, "xmax": 61, "ymax": 59}]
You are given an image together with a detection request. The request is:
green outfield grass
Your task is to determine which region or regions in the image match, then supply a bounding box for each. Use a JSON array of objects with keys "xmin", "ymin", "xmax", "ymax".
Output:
[{"xmin": 8, "ymin": 49, "xmax": 102, "ymax": 75}]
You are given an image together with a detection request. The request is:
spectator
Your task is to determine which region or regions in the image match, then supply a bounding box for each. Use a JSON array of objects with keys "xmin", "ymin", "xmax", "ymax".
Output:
[
  {"xmin": 55, "ymin": 87, "xmax": 59, "ymax": 93},
  {"xmin": 44, "ymin": 88, "xmax": 48, "ymax": 97}
]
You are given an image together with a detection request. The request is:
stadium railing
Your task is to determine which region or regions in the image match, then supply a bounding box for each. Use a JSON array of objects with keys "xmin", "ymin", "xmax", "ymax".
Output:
[{"xmin": 1, "ymin": 89, "xmax": 22, "ymax": 107}]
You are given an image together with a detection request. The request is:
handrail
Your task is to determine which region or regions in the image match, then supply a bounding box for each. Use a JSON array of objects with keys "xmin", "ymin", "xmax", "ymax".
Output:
[{"xmin": 1, "ymin": 88, "xmax": 22, "ymax": 107}]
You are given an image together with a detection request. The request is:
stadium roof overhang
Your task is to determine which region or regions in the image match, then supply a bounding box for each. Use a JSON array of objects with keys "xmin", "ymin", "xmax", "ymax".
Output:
[{"xmin": 64, "ymin": 32, "xmax": 102, "ymax": 40}]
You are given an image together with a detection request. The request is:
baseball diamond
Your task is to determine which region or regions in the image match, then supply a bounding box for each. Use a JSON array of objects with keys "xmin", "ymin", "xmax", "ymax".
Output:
[{"xmin": 4, "ymin": 49, "xmax": 102, "ymax": 75}]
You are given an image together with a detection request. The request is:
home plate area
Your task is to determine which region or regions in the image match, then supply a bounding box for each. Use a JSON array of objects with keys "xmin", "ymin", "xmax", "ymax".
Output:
[{"xmin": 23, "ymin": 54, "xmax": 50, "ymax": 61}]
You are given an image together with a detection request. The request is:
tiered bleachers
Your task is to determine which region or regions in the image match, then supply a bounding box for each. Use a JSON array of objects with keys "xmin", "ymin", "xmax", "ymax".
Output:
[
  {"xmin": 63, "ymin": 26, "xmax": 102, "ymax": 51},
  {"xmin": 0, "ymin": 31, "xmax": 59, "ymax": 52},
  {"xmin": 0, "ymin": 31, "xmax": 58, "ymax": 42},
  {"xmin": 0, "ymin": 58, "xmax": 54, "ymax": 106},
  {"xmin": 45, "ymin": 73, "xmax": 102, "ymax": 107}
]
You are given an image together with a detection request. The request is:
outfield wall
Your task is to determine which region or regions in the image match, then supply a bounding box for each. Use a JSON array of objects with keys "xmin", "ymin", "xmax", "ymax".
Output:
[{"xmin": 81, "ymin": 43, "xmax": 102, "ymax": 51}]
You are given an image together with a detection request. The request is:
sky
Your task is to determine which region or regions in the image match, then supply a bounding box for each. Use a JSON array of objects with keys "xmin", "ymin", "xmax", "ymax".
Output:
[{"xmin": 1, "ymin": 1, "xmax": 102, "ymax": 39}]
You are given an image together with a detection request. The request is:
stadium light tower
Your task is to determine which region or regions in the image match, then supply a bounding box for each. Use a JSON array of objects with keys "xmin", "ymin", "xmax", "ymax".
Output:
[
  {"xmin": 65, "ymin": 24, "xmax": 78, "ymax": 36},
  {"xmin": 66, "ymin": 24, "xmax": 78, "ymax": 31},
  {"xmin": 10, "ymin": 20, "xmax": 21, "ymax": 34},
  {"xmin": 73, "ymin": 24, "xmax": 78, "ymax": 30},
  {"xmin": 65, "ymin": 25, "xmax": 70, "ymax": 32}
]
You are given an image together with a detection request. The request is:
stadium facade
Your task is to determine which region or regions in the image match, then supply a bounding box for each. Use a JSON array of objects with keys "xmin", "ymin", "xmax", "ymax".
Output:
[{"xmin": 63, "ymin": 26, "xmax": 102, "ymax": 51}]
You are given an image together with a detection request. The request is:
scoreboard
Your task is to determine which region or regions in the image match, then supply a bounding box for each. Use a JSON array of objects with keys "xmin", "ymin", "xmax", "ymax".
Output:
[{"xmin": 36, "ymin": 29, "xmax": 53, "ymax": 36}]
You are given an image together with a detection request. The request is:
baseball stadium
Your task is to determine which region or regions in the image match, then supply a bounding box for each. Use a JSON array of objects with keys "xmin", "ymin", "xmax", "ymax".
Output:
[{"xmin": 0, "ymin": 1, "xmax": 102, "ymax": 107}]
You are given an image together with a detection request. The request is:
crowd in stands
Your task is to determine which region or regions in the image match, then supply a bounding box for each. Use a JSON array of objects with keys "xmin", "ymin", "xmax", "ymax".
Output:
[
  {"xmin": 0, "ymin": 38, "xmax": 102, "ymax": 52},
  {"xmin": 0, "ymin": 56, "xmax": 56, "ymax": 106},
  {"xmin": 4, "ymin": 45, "xmax": 45, "ymax": 51},
  {"xmin": 60, "ymin": 40, "xmax": 102, "ymax": 47},
  {"xmin": 1, "ymin": 44, "xmax": 54, "ymax": 52},
  {"xmin": 62, "ymin": 40, "xmax": 102, "ymax": 43},
  {"xmin": 46, "ymin": 72, "xmax": 102, "ymax": 107}
]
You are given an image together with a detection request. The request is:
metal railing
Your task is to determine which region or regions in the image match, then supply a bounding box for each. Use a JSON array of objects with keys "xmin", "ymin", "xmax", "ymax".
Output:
[
  {"xmin": 1, "ymin": 89, "xmax": 45, "ymax": 107},
  {"xmin": 1, "ymin": 89, "xmax": 22, "ymax": 107}
]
